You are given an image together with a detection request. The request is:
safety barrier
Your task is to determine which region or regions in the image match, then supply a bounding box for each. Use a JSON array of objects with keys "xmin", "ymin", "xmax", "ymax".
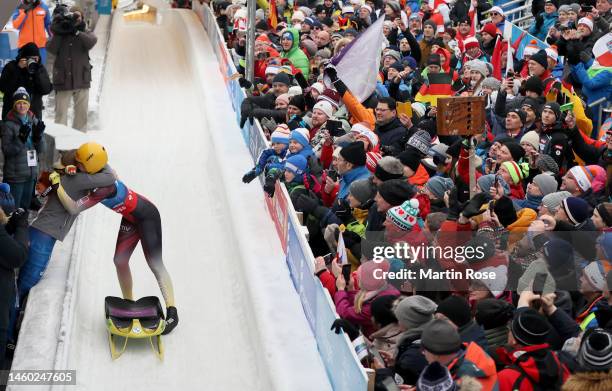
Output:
[{"xmin": 191, "ymin": 3, "xmax": 368, "ymax": 391}]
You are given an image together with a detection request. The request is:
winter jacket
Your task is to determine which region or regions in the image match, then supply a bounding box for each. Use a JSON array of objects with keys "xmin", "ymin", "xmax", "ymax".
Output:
[
  {"xmin": 562, "ymin": 371, "xmax": 612, "ymax": 391},
  {"xmin": 529, "ymin": 12, "xmax": 558, "ymax": 41},
  {"xmin": 576, "ymin": 295, "xmax": 606, "ymax": 330},
  {"xmin": 370, "ymin": 322, "xmax": 403, "ymax": 357},
  {"xmin": 31, "ymin": 166, "xmax": 116, "ymax": 241},
  {"xmin": 513, "ymin": 194, "xmax": 543, "ymax": 212},
  {"xmin": 47, "ymin": 27, "xmax": 97, "ymax": 91},
  {"xmin": 448, "ymin": 342, "xmax": 499, "ymax": 391},
  {"xmin": 12, "ymin": 1, "xmax": 51, "ymax": 49},
  {"xmin": 393, "ymin": 331, "xmax": 429, "ymax": 385},
  {"xmin": 252, "ymin": 147, "xmax": 287, "ymax": 176},
  {"xmin": 0, "ymin": 58, "xmax": 52, "ymax": 120},
  {"xmin": 337, "ymin": 165, "xmax": 371, "ymax": 201},
  {"xmin": 483, "ymin": 326, "xmax": 508, "ymax": 370},
  {"xmin": 375, "ymin": 117, "xmax": 407, "ymax": 152},
  {"xmin": 459, "ymin": 320, "xmax": 489, "ymax": 351},
  {"xmin": 407, "ymin": 164, "xmax": 430, "ymax": 189},
  {"xmin": 0, "ymin": 110, "xmax": 44, "ymax": 183},
  {"xmin": 497, "ymin": 342, "xmax": 569, "ymax": 391},
  {"xmin": 280, "ymin": 28, "xmax": 309, "ymax": 78},
  {"xmin": 539, "ymin": 124, "xmax": 576, "ymax": 172},
  {"xmin": 571, "ymin": 62, "xmax": 612, "ymax": 123},
  {"xmin": 333, "ymin": 285, "xmax": 400, "ymax": 338},
  {"xmin": 507, "ymin": 208, "xmax": 537, "ymax": 249}
]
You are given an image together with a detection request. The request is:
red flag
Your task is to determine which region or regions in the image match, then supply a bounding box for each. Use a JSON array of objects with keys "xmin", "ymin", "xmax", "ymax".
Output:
[
  {"xmin": 491, "ymin": 36, "xmax": 504, "ymax": 80},
  {"xmin": 269, "ymin": 0, "xmax": 278, "ymax": 29}
]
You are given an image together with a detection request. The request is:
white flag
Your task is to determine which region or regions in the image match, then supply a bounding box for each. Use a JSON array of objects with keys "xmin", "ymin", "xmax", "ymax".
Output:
[
  {"xmin": 337, "ymin": 230, "xmax": 349, "ymax": 265},
  {"xmin": 330, "ymin": 16, "xmax": 385, "ymax": 102}
]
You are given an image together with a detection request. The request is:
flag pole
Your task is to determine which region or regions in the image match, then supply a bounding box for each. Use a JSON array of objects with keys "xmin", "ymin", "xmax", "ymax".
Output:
[{"xmin": 245, "ymin": 0, "xmax": 256, "ymax": 82}]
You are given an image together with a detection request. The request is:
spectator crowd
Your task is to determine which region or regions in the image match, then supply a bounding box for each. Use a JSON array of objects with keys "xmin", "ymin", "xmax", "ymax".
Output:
[{"xmin": 219, "ymin": 0, "xmax": 612, "ymax": 389}]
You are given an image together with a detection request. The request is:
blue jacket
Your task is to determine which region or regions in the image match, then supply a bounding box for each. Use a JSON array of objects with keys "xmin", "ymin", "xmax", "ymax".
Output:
[
  {"xmin": 337, "ymin": 165, "xmax": 371, "ymax": 201},
  {"xmin": 571, "ymin": 61, "xmax": 612, "ymax": 123},
  {"xmin": 254, "ymin": 147, "xmax": 287, "ymax": 175},
  {"xmin": 513, "ymin": 194, "xmax": 543, "ymax": 211},
  {"xmin": 529, "ymin": 12, "xmax": 558, "ymax": 41}
]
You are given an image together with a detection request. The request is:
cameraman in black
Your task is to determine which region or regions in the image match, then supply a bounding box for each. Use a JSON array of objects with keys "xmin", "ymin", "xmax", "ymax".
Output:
[
  {"xmin": 0, "ymin": 42, "xmax": 52, "ymax": 120},
  {"xmin": 48, "ymin": 5, "xmax": 97, "ymax": 132}
]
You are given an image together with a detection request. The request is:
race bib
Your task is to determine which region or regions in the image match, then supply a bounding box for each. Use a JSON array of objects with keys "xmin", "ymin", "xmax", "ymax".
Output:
[{"xmin": 27, "ymin": 150, "xmax": 37, "ymax": 167}]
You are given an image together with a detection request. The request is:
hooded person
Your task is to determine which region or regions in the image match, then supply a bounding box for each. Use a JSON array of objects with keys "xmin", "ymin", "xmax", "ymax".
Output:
[
  {"xmin": 333, "ymin": 260, "xmax": 400, "ymax": 338},
  {"xmin": 279, "ymin": 28, "xmax": 310, "ymax": 78}
]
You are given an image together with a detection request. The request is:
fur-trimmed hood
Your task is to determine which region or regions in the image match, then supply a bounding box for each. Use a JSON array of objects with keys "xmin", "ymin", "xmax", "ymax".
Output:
[{"xmin": 562, "ymin": 371, "xmax": 612, "ymax": 391}]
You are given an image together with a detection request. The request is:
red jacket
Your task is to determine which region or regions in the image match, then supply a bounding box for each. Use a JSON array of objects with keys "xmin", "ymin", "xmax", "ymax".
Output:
[{"xmin": 497, "ymin": 344, "xmax": 569, "ymax": 391}]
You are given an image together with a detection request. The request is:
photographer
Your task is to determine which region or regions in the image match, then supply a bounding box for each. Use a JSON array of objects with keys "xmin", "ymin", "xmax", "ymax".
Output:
[
  {"xmin": 11, "ymin": 0, "xmax": 52, "ymax": 64},
  {"xmin": 0, "ymin": 185, "xmax": 29, "ymax": 370},
  {"xmin": 0, "ymin": 43, "xmax": 52, "ymax": 120},
  {"xmin": 48, "ymin": 6, "xmax": 97, "ymax": 132}
]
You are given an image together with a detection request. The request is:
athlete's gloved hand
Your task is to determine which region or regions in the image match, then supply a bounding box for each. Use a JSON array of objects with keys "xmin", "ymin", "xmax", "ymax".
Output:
[
  {"xmin": 330, "ymin": 318, "xmax": 360, "ymax": 341},
  {"xmin": 18, "ymin": 124, "xmax": 30, "ymax": 143},
  {"xmin": 263, "ymin": 175, "xmax": 277, "ymax": 197},
  {"xmin": 162, "ymin": 306, "xmax": 178, "ymax": 335},
  {"xmin": 49, "ymin": 172, "xmax": 61, "ymax": 186},
  {"xmin": 64, "ymin": 165, "xmax": 77, "ymax": 175},
  {"xmin": 242, "ymin": 170, "xmax": 258, "ymax": 184}
]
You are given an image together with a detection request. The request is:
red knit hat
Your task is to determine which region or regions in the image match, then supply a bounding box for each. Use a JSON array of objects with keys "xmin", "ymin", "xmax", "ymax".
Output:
[
  {"xmin": 481, "ymin": 23, "xmax": 498, "ymax": 37},
  {"xmin": 464, "ymin": 36, "xmax": 480, "ymax": 50}
]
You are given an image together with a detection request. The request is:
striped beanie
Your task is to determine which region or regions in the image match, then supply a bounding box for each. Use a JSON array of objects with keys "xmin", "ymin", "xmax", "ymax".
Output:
[
  {"xmin": 290, "ymin": 128, "xmax": 310, "ymax": 148},
  {"xmin": 577, "ymin": 328, "xmax": 612, "ymax": 372},
  {"xmin": 271, "ymin": 124, "xmax": 291, "ymax": 145},
  {"xmin": 501, "ymin": 161, "xmax": 528, "ymax": 185},
  {"xmin": 284, "ymin": 154, "xmax": 308, "ymax": 176},
  {"xmin": 569, "ymin": 165, "xmax": 597, "ymax": 193},
  {"xmin": 366, "ymin": 152, "xmax": 382, "ymax": 173},
  {"xmin": 583, "ymin": 261, "xmax": 607, "ymax": 291},
  {"xmin": 387, "ymin": 198, "xmax": 420, "ymax": 231},
  {"xmin": 561, "ymin": 196, "xmax": 590, "ymax": 226}
]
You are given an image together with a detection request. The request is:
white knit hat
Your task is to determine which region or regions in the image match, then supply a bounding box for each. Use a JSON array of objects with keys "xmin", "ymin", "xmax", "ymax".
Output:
[
  {"xmin": 313, "ymin": 101, "xmax": 334, "ymax": 118},
  {"xmin": 578, "ymin": 17, "xmax": 594, "ymax": 32}
]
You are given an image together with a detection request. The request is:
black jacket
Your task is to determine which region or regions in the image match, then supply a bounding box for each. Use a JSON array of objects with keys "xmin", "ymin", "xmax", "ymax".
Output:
[
  {"xmin": 376, "ymin": 117, "xmax": 407, "ymax": 153},
  {"xmin": 0, "ymin": 60, "xmax": 52, "ymax": 120}
]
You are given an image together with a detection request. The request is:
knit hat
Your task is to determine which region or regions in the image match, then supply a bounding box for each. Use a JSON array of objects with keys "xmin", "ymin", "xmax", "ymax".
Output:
[
  {"xmin": 481, "ymin": 23, "xmax": 498, "ymax": 37},
  {"xmin": 523, "ymin": 76, "xmax": 544, "ymax": 96},
  {"xmin": 387, "ymin": 198, "xmax": 420, "ymax": 231},
  {"xmin": 569, "ymin": 3, "xmax": 581, "ymax": 13},
  {"xmin": 436, "ymin": 296, "xmax": 471, "ymax": 328},
  {"xmin": 398, "ymin": 146, "xmax": 422, "ymax": 172},
  {"xmin": 501, "ymin": 161, "xmax": 528, "ymax": 185},
  {"xmin": 561, "ymin": 197, "xmax": 590, "ymax": 225},
  {"xmin": 520, "ymin": 131, "xmax": 540, "ymax": 151},
  {"xmin": 310, "ymin": 82, "xmax": 325, "ymax": 95},
  {"xmin": 290, "ymin": 128, "xmax": 311, "ymax": 147},
  {"xmin": 502, "ymin": 142, "xmax": 526, "ymax": 162},
  {"xmin": 356, "ymin": 129, "xmax": 379, "ymax": 149},
  {"xmin": 533, "ymin": 173, "xmax": 558, "ymax": 196},
  {"xmin": 403, "ymin": 56, "xmax": 418, "ymax": 70},
  {"xmin": 545, "ymin": 47, "xmax": 558, "ymax": 63},
  {"xmin": 371, "ymin": 295, "xmax": 399, "ymax": 328},
  {"xmin": 389, "ymin": 61, "xmax": 404, "ymax": 72},
  {"xmin": 545, "ymin": 0, "xmax": 559, "ymax": 8},
  {"xmin": 271, "ymin": 125, "xmax": 291, "ymax": 144},
  {"xmin": 530, "ymin": 49, "xmax": 549, "ymax": 70},
  {"xmin": 577, "ymin": 17, "xmax": 594, "ymax": 32},
  {"xmin": 366, "ymin": 152, "xmax": 382, "ymax": 173},
  {"xmin": 275, "ymin": 93, "xmax": 290, "ymax": 106},
  {"xmin": 464, "ymin": 234, "xmax": 497, "ymax": 263},
  {"xmin": 584, "ymin": 261, "xmax": 607, "ymax": 291},
  {"xmin": 427, "ymin": 54, "xmax": 441, "ymax": 67},
  {"xmin": 569, "ymin": 166, "xmax": 597, "ymax": 193},
  {"xmin": 598, "ymin": 232, "xmax": 612, "ymax": 260},
  {"xmin": 521, "ymin": 98, "xmax": 542, "ymax": 114},
  {"xmin": 291, "ymin": 9, "xmax": 305, "ymax": 22},
  {"xmin": 507, "ymin": 108, "xmax": 527, "ymax": 125},
  {"xmin": 375, "ymin": 157, "xmax": 405, "ymax": 181},
  {"xmin": 272, "ymin": 72, "xmax": 291, "ymax": 86},
  {"xmin": 288, "ymin": 85, "xmax": 303, "ymax": 97},
  {"xmin": 558, "ymin": 4, "xmax": 571, "ymax": 13},
  {"xmin": 469, "ymin": 59, "xmax": 488, "ymax": 77},
  {"xmin": 407, "ymin": 130, "xmax": 432, "ymax": 156},
  {"xmin": 477, "ymin": 174, "xmax": 510, "ymax": 195},
  {"xmin": 341, "ymin": 5, "xmax": 354, "ymax": 14},
  {"xmin": 421, "ymin": 319, "xmax": 462, "ymax": 354},
  {"xmin": 535, "ymin": 154, "xmax": 559, "ymax": 175},
  {"xmin": 340, "ymin": 141, "xmax": 366, "ymax": 166},
  {"xmin": 387, "ymin": 0, "xmax": 401, "ymax": 13},
  {"xmin": 542, "ymin": 102, "xmax": 561, "ymax": 121},
  {"xmin": 359, "ymin": 260, "xmax": 390, "ymax": 291},
  {"xmin": 393, "ymin": 295, "xmax": 437, "ymax": 329},
  {"xmin": 0, "ymin": 183, "xmax": 15, "ymax": 215},
  {"xmin": 511, "ymin": 308, "xmax": 550, "ymax": 346},
  {"xmin": 577, "ymin": 329, "xmax": 612, "ymax": 372},
  {"xmin": 265, "ymin": 64, "xmax": 280, "ymax": 75},
  {"xmin": 541, "ymin": 191, "xmax": 571, "ymax": 213},
  {"xmin": 17, "ymin": 42, "xmax": 40, "ymax": 60},
  {"xmin": 543, "ymin": 238, "xmax": 575, "ymax": 271},
  {"xmin": 378, "ymin": 179, "xmax": 416, "ymax": 206},
  {"xmin": 475, "ymin": 299, "xmax": 515, "ymax": 330},
  {"xmin": 426, "ymin": 177, "xmax": 454, "ymax": 200},
  {"xmin": 288, "ymin": 94, "xmax": 306, "ymax": 112},
  {"xmin": 349, "ymin": 179, "xmax": 376, "ymax": 206},
  {"xmin": 318, "ymin": 88, "xmax": 341, "ymax": 109},
  {"xmin": 482, "ymin": 77, "xmax": 501, "ymax": 91},
  {"xmin": 463, "ymin": 36, "xmax": 480, "ymax": 51},
  {"xmin": 284, "ymin": 154, "xmax": 308, "ymax": 175},
  {"xmin": 313, "ymin": 100, "xmax": 333, "ymax": 118},
  {"xmin": 494, "ymin": 196, "xmax": 518, "ymax": 227},
  {"xmin": 384, "ymin": 49, "xmax": 402, "ymax": 63},
  {"xmin": 416, "ymin": 362, "xmax": 457, "ymax": 391},
  {"xmin": 13, "ymin": 87, "xmax": 30, "ymax": 106}
]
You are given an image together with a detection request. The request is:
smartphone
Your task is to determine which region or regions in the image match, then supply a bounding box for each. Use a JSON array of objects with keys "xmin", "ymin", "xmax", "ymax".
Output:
[
  {"xmin": 506, "ymin": 69, "xmax": 515, "ymax": 78},
  {"xmin": 326, "ymin": 119, "xmax": 344, "ymax": 137},
  {"xmin": 327, "ymin": 169, "xmax": 338, "ymax": 182},
  {"xmin": 560, "ymin": 102, "xmax": 574, "ymax": 112},
  {"xmin": 323, "ymin": 253, "xmax": 333, "ymax": 266},
  {"xmin": 342, "ymin": 264, "xmax": 351, "ymax": 285},
  {"xmin": 533, "ymin": 272, "xmax": 547, "ymax": 296},
  {"xmin": 581, "ymin": 5, "xmax": 593, "ymax": 12},
  {"xmin": 368, "ymin": 344, "xmax": 385, "ymax": 365},
  {"xmin": 494, "ymin": 174, "xmax": 499, "ymax": 188}
]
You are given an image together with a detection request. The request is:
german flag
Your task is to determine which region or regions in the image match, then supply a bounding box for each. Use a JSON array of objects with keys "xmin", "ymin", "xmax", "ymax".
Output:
[{"xmin": 415, "ymin": 72, "xmax": 453, "ymax": 106}]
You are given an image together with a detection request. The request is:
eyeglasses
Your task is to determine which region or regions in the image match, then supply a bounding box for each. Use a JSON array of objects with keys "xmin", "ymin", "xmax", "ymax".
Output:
[
  {"xmin": 375, "ymin": 107, "xmax": 391, "ymax": 112},
  {"xmin": 490, "ymin": 12, "xmax": 500, "ymax": 16}
]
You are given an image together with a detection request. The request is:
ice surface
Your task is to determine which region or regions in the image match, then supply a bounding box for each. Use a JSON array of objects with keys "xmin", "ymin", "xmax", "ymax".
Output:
[{"xmin": 9, "ymin": 8, "xmax": 331, "ymax": 391}]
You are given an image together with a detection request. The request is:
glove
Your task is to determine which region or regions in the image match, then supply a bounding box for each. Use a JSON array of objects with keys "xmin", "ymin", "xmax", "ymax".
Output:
[
  {"xmin": 263, "ymin": 175, "xmax": 277, "ymax": 197},
  {"xmin": 462, "ymin": 192, "xmax": 491, "ymax": 218},
  {"xmin": 579, "ymin": 51, "xmax": 592, "ymax": 64},
  {"xmin": 64, "ymin": 165, "xmax": 77, "ymax": 175},
  {"xmin": 240, "ymin": 101, "xmax": 254, "ymax": 128},
  {"xmin": 330, "ymin": 319, "xmax": 360, "ymax": 341},
  {"xmin": 446, "ymin": 187, "xmax": 464, "ymax": 221},
  {"xmin": 32, "ymin": 120, "xmax": 45, "ymax": 141},
  {"xmin": 260, "ymin": 117, "xmax": 277, "ymax": 133},
  {"xmin": 162, "ymin": 306, "xmax": 179, "ymax": 335},
  {"xmin": 18, "ymin": 124, "xmax": 30, "ymax": 143},
  {"xmin": 49, "ymin": 171, "xmax": 61, "ymax": 186},
  {"xmin": 323, "ymin": 64, "xmax": 338, "ymax": 83},
  {"xmin": 242, "ymin": 170, "xmax": 258, "ymax": 184},
  {"xmin": 296, "ymin": 194, "xmax": 319, "ymax": 214},
  {"xmin": 535, "ymin": 14, "xmax": 544, "ymax": 30},
  {"xmin": 238, "ymin": 77, "xmax": 252, "ymax": 89},
  {"xmin": 5, "ymin": 208, "xmax": 27, "ymax": 235}
]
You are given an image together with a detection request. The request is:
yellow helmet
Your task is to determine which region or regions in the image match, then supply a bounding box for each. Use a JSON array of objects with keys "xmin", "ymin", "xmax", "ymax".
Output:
[{"xmin": 75, "ymin": 142, "xmax": 108, "ymax": 174}]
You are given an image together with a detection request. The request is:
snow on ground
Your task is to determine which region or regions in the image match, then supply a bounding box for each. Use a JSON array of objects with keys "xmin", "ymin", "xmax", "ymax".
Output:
[{"xmin": 10, "ymin": 7, "xmax": 331, "ymax": 391}]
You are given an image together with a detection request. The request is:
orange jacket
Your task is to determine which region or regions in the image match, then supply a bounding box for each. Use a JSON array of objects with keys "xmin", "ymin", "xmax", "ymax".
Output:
[
  {"xmin": 12, "ymin": 3, "xmax": 52, "ymax": 49},
  {"xmin": 342, "ymin": 90, "xmax": 375, "ymax": 129},
  {"xmin": 407, "ymin": 164, "xmax": 430, "ymax": 188}
]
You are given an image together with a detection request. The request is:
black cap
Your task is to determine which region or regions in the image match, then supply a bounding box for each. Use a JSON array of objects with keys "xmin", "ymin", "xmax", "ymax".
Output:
[
  {"xmin": 523, "ymin": 76, "xmax": 544, "ymax": 96},
  {"xmin": 421, "ymin": 319, "xmax": 462, "ymax": 354},
  {"xmin": 436, "ymin": 296, "xmax": 471, "ymax": 328},
  {"xmin": 339, "ymin": 141, "xmax": 367, "ymax": 166},
  {"xmin": 378, "ymin": 179, "xmax": 416, "ymax": 206},
  {"xmin": 511, "ymin": 308, "xmax": 550, "ymax": 346},
  {"xmin": 475, "ymin": 299, "xmax": 515, "ymax": 330},
  {"xmin": 529, "ymin": 49, "xmax": 549, "ymax": 70}
]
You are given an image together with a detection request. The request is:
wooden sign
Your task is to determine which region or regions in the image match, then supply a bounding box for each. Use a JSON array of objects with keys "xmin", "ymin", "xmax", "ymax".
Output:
[{"xmin": 436, "ymin": 96, "xmax": 486, "ymax": 136}]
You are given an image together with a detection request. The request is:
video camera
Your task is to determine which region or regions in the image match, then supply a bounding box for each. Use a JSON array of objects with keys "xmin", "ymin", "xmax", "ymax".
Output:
[{"xmin": 52, "ymin": 3, "xmax": 81, "ymax": 35}]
